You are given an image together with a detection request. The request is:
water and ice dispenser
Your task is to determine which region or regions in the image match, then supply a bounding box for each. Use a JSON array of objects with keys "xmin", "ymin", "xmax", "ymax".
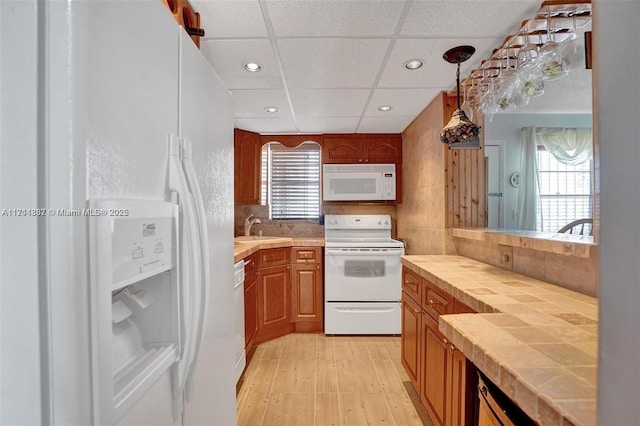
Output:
[{"xmin": 90, "ymin": 199, "xmax": 180, "ymax": 424}]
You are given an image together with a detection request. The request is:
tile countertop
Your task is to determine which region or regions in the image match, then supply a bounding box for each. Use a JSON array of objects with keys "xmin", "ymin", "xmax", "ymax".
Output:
[
  {"xmin": 234, "ymin": 237, "xmax": 324, "ymax": 262},
  {"xmin": 402, "ymin": 255, "xmax": 598, "ymax": 426}
]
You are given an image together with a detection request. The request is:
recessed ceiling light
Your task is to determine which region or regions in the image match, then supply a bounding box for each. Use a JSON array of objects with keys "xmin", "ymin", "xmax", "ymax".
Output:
[
  {"xmin": 243, "ymin": 62, "xmax": 262, "ymax": 72},
  {"xmin": 378, "ymin": 105, "xmax": 392, "ymax": 112},
  {"xmin": 264, "ymin": 107, "xmax": 279, "ymax": 113},
  {"xmin": 404, "ymin": 59, "xmax": 424, "ymax": 70}
]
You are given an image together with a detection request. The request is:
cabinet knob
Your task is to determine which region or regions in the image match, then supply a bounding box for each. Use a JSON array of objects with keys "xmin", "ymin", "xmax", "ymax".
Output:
[
  {"xmin": 443, "ymin": 338, "xmax": 448, "ymax": 345},
  {"xmin": 449, "ymin": 344, "xmax": 457, "ymax": 353},
  {"xmin": 365, "ymin": 159, "xmax": 369, "ymax": 163},
  {"xmin": 428, "ymin": 299, "xmax": 434, "ymax": 306},
  {"xmin": 316, "ymin": 265, "xmax": 320, "ymax": 269}
]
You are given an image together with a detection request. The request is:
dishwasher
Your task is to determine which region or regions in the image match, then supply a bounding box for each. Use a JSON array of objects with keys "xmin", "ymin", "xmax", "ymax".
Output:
[
  {"xmin": 478, "ymin": 372, "xmax": 536, "ymax": 425},
  {"xmin": 233, "ymin": 260, "xmax": 246, "ymax": 384}
]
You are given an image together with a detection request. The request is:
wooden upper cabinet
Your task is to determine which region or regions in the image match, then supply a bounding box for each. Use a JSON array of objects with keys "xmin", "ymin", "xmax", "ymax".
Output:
[
  {"xmin": 322, "ymin": 134, "xmax": 402, "ymax": 164},
  {"xmin": 363, "ymin": 137, "xmax": 402, "ymax": 163},
  {"xmin": 234, "ymin": 129, "xmax": 262, "ymax": 205},
  {"xmin": 322, "ymin": 137, "xmax": 364, "ymax": 163}
]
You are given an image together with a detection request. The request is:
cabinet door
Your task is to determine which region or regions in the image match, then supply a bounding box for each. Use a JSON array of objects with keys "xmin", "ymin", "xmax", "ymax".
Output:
[
  {"xmin": 291, "ymin": 263, "xmax": 323, "ymax": 329},
  {"xmin": 322, "ymin": 137, "xmax": 363, "ymax": 163},
  {"xmin": 421, "ymin": 311, "xmax": 449, "ymax": 426},
  {"xmin": 244, "ymin": 271, "xmax": 258, "ymax": 351},
  {"xmin": 234, "ymin": 129, "xmax": 262, "ymax": 204},
  {"xmin": 446, "ymin": 346, "xmax": 475, "ymax": 426},
  {"xmin": 256, "ymin": 264, "xmax": 293, "ymax": 343},
  {"xmin": 401, "ymin": 292, "xmax": 421, "ymax": 391},
  {"xmin": 363, "ymin": 136, "xmax": 402, "ymax": 163}
]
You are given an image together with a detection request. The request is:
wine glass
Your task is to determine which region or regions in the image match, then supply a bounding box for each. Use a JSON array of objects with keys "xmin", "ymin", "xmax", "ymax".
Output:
[
  {"xmin": 461, "ymin": 82, "xmax": 474, "ymax": 121},
  {"xmin": 539, "ymin": 15, "xmax": 569, "ymax": 80},
  {"xmin": 517, "ymin": 34, "xmax": 540, "ymax": 70},
  {"xmin": 562, "ymin": 15, "xmax": 587, "ymax": 71}
]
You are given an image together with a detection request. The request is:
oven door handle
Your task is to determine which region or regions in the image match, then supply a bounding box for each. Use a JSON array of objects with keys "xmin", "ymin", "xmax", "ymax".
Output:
[
  {"xmin": 325, "ymin": 248, "xmax": 404, "ymax": 256},
  {"xmin": 334, "ymin": 307, "xmax": 397, "ymax": 314}
]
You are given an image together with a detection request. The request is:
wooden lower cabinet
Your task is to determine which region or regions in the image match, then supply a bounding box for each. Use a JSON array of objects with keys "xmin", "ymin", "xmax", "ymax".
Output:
[
  {"xmin": 448, "ymin": 347, "xmax": 476, "ymax": 426},
  {"xmin": 255, "ymin": 262, "xmax": 294, "ymax": 344},
  {"xmin": 401, "ymin": 292, "xmax": 421, "ymax": 389},
  {"xmin": 250, "ymin": 246, "xmax": 324, "ymax": 344},
  {"xmin": 401, "ymin": 266, "xmax": 477, "ymax": 426},
  {"xmin": 291, "ymin": 263, "xmax": 323, "ymax": 331},
  {"xmin": 421, "ymin": 311, "xmax": 449, "ymax": 426},
  {"xmin": 243, "ymin": 268, "xmax": 258, "ymax": 352}
]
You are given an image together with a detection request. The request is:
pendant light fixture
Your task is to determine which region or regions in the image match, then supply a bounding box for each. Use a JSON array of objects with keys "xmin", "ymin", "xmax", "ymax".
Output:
[{"xmin": 440, "ymin": 45, "xmax": 481, "ymax": 149}]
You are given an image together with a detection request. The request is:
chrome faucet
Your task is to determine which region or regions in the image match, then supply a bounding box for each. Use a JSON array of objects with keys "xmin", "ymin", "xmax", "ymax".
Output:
[{"xmin": 244, "ymin": 214, "xmax": 261, "ymax": 236}]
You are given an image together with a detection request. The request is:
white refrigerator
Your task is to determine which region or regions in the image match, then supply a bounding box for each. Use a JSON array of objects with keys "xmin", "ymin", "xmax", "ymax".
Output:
[{"xmin": 0, "ymin": 1, "xmax": 236, "ymax": 425}]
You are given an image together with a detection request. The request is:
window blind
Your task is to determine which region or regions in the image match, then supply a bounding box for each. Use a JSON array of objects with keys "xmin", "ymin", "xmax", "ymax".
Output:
[
  {"xmin": 265, "ymin": 142, "xmax": 320, "ymax": 220},
  {"xmin": 536, "ymin": 148, "xmax": 593, "ymax": 233}
]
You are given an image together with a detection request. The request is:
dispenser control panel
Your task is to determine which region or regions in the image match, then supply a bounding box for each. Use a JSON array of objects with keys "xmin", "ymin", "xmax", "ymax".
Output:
[{"xmin": 90, "ymin": 199, "xmax": 177, "ymax": 291}]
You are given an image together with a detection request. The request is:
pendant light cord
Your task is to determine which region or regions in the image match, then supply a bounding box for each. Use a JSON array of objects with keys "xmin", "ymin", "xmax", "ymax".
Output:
[{"xmin": 456, "ymin": 62, "xmax": 461, "ymax": 109}]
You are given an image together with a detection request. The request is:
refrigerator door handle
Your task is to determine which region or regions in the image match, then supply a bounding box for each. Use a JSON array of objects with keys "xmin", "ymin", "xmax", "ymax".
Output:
[
  {"xmin": 181, "ymin": 139, "xmax": 210, "ymax": 401},
  {"xmin": 168, "ymin": 135, "xmax": 200, "ymax": 419}
]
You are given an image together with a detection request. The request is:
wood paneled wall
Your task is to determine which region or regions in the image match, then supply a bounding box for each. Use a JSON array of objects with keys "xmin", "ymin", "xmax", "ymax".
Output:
[
  {"xmin": 397, "ymin": 92, "xmax": 487, "ymax": 254},
  {"xmin": 443, "ymin": 95, "xmax": 487, "ymax": 229}
]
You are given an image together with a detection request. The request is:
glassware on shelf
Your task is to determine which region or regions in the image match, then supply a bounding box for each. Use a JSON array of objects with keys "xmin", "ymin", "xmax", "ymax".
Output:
[
  {"xmin": 518, "ymin": 66, "xmax": 545, "ymax": 98},
  {"xmin": 562, "ymin": 15, "xmax": 587, "ymax": 71},
  {"xmin": 539, "ymin": 16, "xmax": 569, "ymax": 80},
  {"xmin": 517, "ymin": 34, "xmax": 540, "ymax": 70}
]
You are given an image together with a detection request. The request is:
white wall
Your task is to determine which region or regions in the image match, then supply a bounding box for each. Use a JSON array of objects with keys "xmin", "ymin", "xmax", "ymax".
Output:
[
  {"xmin": 485, "ymin": 113, "xmax": 592, "ymax": 229},
  {"xmin": 596, "ymin": 1, "xmax": 640, "ymax": 424}
]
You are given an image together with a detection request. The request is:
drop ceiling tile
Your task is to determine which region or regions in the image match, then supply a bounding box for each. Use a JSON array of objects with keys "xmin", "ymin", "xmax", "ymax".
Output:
[
  {"xmin": 366, "ymin": 88, "xmax": 440, "ymax": 117},
  {"xmin": 200, "ymin": 39, "xmax": 282, "ymax": 89},
  {"xmin": 231, "ymin": 90, "xmax": 292, "ymax": 118},
  {"xmin": 401, "ymin": 1, "xmax": 539, "ymax": 38},
  {"xmin": 235, "ymin": 117, "xmax": 298, "ymax": 134},
  {"xmin": 266, "ymin": 0, "xmax": 406, "ymax": 37},
  {"xmin": 377, "ymin": 38, "xmax": 500, "ymax": 89},
  {"xmin": 296, "ymin": 117, "xmax": 359, "ymax": 134},
  {"xmin": 193, "ymin": 0, "xmax": 268, "ymax": 38},
  {"xmin": 358, "ymin": 116, "xmax": 416, "ymax": 133},
  {"xmin": 277, "ymin": 38, "xmax": 390, "ymax": 89},
  {"xmin": 289, "ymin": 89, "xmax": 370, "ymax": 117}
]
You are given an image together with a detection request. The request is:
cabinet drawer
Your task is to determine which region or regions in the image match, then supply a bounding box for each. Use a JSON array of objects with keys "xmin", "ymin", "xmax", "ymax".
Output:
[
  {"xmin": 244, "ymin": 253, "xmax": 258, "ymax": 275},
  {"xmin": 402, "ymin": 267, "xmax": 421, "ymax": 303},
  {"xmin": 422, "ymin": 279, "xmax": 454, "ymax": 321},
  {"xmin": 291, "ymin": 247, "xmax": 321, "ymax": 263},
  {"xmin": 257, "ymin": 247, "xmax": 290, "ymax": 268}
]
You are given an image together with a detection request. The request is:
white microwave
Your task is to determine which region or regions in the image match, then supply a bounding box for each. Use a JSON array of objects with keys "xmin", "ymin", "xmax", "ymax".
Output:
[{"xmin": 323, "ymin": 163, "xmax": 396, "ymax": 201}]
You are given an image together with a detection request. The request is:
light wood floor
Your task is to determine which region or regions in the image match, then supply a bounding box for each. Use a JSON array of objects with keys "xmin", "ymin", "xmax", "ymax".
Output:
[{"xmin": 236, "ymin": 333, "xmax": 433, "ymax": 426}]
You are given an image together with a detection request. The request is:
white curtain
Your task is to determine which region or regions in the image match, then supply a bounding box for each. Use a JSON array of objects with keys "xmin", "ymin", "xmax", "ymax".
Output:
[
  {"xmin": 517, "ymin": 127, "xmax": 540, "ymax": 230},
  {"xmin": 516, "ymin": 127, "xmax": 593, "ymax": 231},
  {"xmin": 535, "ymin": 127, "xmax": 592, "ymax": 165}
]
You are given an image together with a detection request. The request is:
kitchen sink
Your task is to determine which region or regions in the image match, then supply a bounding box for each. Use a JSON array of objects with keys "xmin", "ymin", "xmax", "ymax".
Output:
[{"xmin": 234, "ymin": 236, "xmax": 290, "ymax": 242}]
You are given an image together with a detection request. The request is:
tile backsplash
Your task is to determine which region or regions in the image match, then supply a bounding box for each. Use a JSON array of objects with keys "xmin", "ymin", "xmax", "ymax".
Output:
[{"xmin": 234, "ymin": 204, "xmax": 397, "ymax": 237}]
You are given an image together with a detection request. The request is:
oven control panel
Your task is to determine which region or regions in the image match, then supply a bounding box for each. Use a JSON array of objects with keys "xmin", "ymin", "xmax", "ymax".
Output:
[{"xmin": 325, "ymin": 214, "xmax": 391, "ymax": 230}]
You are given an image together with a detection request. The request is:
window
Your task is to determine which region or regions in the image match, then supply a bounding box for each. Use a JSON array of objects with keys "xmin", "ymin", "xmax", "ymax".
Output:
[
  {"xmin": 536, "ymin": 146, "xmax": 593, "ymax": 233},
  {"xmin": 260, "ymin": 142, "xmax": 321, "ymax": 220}
]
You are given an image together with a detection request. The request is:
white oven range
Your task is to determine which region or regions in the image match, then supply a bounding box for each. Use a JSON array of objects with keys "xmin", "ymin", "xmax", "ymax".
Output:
[{"xmin": 324, "ymin": 214, "xmax": 404, "ymax": 334}]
